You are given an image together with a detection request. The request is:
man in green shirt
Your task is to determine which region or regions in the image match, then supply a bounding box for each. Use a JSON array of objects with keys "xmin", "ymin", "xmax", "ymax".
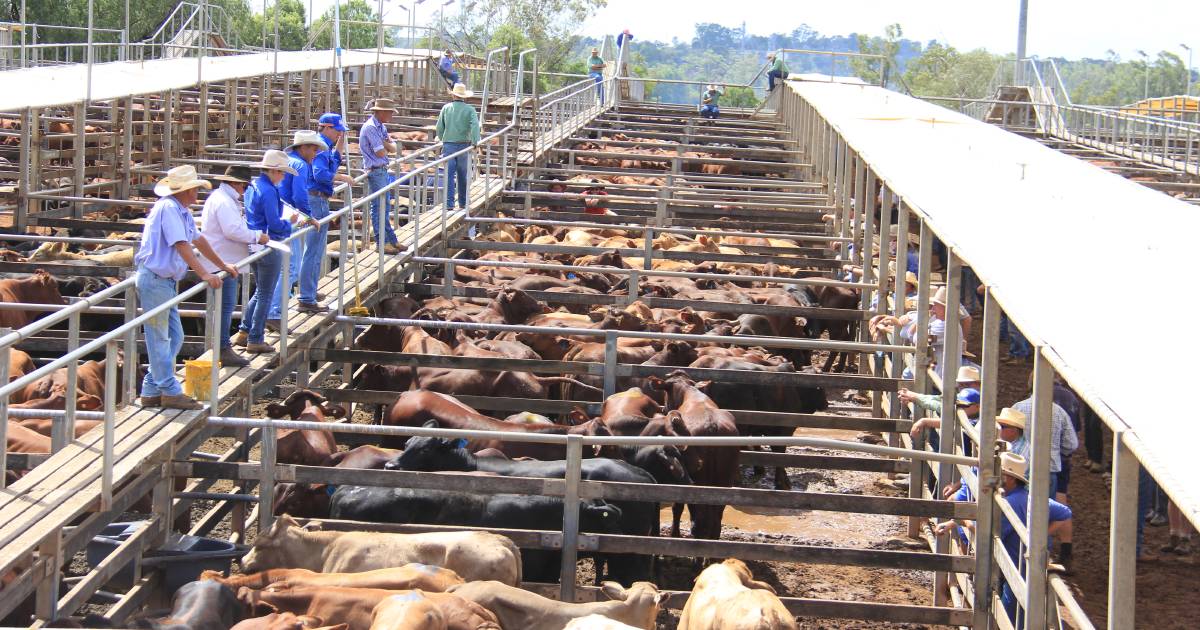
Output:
[
  {"xmin": 435, "ymin": 82, "xmax": 482, "ymax": 211},
  {"xmin": 588, "ymin": 47, "xmax": 607, "ymax": 103},
  {"xmin": 767, "ymin": 52, "xmax": 789, "ymax": 90}
]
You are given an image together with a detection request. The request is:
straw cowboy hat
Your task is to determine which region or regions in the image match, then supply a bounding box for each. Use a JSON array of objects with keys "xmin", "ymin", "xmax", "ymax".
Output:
[
  {"xmin": 1001, "ymin": 452, "xmax": 1028, "ymax": 482},
  {"xmin": 931, "ymin": 286, "xmax": 949, "ymax": 306},
  {"xmin": 253, "ymin": 149, "xmax": 298, "ymax": 176},
  {"xmin": 996, "ymin": 407, "xmax": 1027, "ymax": 431},
  {"xmin": 368, "ymin": 97, "xmax": 399, "ymax": 112},
  {"xmin": 210, "ymin": 164, "xmax": 254, "ymax": 184},
  {"xmin": 956, "ymin": 366, "xmax": 980, "ymax": 384},
  {"xmin": 154, "ymin": 164, "xmax": 212, "ymax": 197},
  {"xmin": 448, "ymin": 82, "xmax": 474, "ymax": 99},
  {"xmin": 767, "ymin": 51, "xmax": 777, "ymax": 59},
  {"xmin": 287, "ymin": 129, "xmax": 325, "ymax": 151}
]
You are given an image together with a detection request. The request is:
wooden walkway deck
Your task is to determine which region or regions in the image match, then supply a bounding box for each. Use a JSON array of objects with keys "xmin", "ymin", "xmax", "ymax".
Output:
[{"xmin": 0, "ymin": 105, "xmax": 597, "ymax": 619}]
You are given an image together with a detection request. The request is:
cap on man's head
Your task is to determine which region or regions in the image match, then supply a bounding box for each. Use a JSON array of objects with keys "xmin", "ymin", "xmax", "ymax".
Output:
[
  {"xmin": 318, "ymin": 112, "xmax": 347, "ymax": 132},
  {"xmin": 956, "ymin": 388, "xmax": 981, "ymax": 406}
]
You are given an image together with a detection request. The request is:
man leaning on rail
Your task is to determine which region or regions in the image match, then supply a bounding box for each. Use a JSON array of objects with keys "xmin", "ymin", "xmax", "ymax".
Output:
[
  {"xmin": 199, "ymin": 164, "xmax": 268, "ymax": 368},
  {"xmin": 135, "ymin": 165, "xmax": 238, "ymax": 410}
]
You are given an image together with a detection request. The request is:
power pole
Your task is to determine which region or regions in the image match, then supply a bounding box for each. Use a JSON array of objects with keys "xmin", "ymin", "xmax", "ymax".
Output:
[{"xmin": 1015, "ymin": 0, "xmax": 1029, "ymax": 82}]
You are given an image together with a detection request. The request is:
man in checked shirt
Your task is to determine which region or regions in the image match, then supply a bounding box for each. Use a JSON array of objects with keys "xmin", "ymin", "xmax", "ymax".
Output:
[{"xmin": 359, "ymin": 98, "xmax": 401, "ymax": 254}]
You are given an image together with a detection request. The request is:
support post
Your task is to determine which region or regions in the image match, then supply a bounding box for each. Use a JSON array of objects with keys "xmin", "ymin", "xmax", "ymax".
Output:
[
  {"xmin": 1024, "ymin": 349, "xmax": 1053, "ymax": 626},
  {"xmin": 1107, "ymin": 431, "xmax": 1137, "ymax": 630},
  {"xmin": 101, "ymin": 341, "xmax": 118, "ymax": 511},
  {"xmin": 603, "ymin": 330, "xmax": 618, "ymax": 399},
  {"xmin": 259, "ymin": 420, "xmax": 277, "ymax": 535},
  {"xmin": 58, "ymin": 311, "xmax": 81, "ymax": 452},
  {"xmin": 558, "ymin": 433, "xmax": 584, "ymax": 601},
  {"xmin": 973, "ymin": 288, "xmax": 1002, "ymax": 629},
  {"xmin": 933, "ymin": 250, "xmax": 962, "ymax": 606}
]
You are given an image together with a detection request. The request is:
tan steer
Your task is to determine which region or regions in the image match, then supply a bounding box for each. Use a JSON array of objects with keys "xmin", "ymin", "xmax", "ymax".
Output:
[
  {"xmin": 678, "ymin": 559, "xmax": 796, "ymax": 630},
  {"xmin": 449, "ymin": 580, "xmax": 666, "ymax": 630},
  {"xmin": 241, "ymin": 516, "xmax": 521, "ymax": 586}
]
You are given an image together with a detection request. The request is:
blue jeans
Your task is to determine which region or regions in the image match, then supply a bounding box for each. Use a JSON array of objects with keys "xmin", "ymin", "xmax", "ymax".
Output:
[
  {"xmin": 299, "ymin": 194, "xmax": 330, "ymax": 303},
  {"xmin": 136, "ymin": 268, "xmax": 184, "ymax": 397},
  {"xmin": 443, "ymin": 142, "xmax": 471, "ymax": 210},
  {"xmin": 700, "ymin": 104, "xmax": 719, "ymax": 119},
  {"xmin": 218, "ymin": 276, "xmax": 238, "ymax": 349},
  {"xmin": 589, "ymin": 71, "xmax": 604, "ymax": 102},
  {"xmin": 241, "ymin": 248, "xmax": 282, "ymax": 344},
  {"xmin": 367, "ymin": 167, "xmax": 399, "ymax": 246},
  {"xmin": 1008, "ymin": 318, "xmax": 1031, "ymax": 358},
  {"xmin": 267, "ymin": 235, "xmax": 303, "ymax": 320},
  {"xmin": 961, "ymin": 266, "xmax": 982, "ymax": 312},
  {"xmin": 1137, "ymin": 466, "xmax": 1154, "ymax": 555},
  {"xmin": 439, "ymin": 69, "xmax": 460, "ymax": 86},
  {"xmin": 767, "ymin": 69, "xmax": 782, "ymax": 90}
]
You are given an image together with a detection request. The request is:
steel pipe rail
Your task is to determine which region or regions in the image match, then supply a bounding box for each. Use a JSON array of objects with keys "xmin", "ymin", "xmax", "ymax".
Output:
[
  {"xmin": 205, "ymin": 416, "xmax": 974, "ymax": 466},
  {"xmin": 333, "ymin": 314, "xmax": 913, "ymax": 355},
  {"xmin": 465, "ymin": 214, "xmax": 852, "ymax": 243}
]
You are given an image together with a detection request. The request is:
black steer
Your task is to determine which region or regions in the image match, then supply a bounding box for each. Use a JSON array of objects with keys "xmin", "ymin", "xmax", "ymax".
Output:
[{"xmin": 330, "ymin": 485, "xmax": 624, "ymax": 583}]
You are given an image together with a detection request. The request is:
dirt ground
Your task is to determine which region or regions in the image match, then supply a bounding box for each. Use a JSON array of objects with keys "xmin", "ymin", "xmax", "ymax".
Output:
[{"xmin": 961, "ymin": 311, "xmax": 1200, "ymax": 629}]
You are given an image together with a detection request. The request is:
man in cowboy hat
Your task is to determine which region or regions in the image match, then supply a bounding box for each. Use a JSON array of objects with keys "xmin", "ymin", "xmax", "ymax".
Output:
[
  {"xmin": 309, "ymin": 113, "xmax": 355, "ymax": 306},
  {"xmin": 699, "ymin": 84, "xmax": 721, "ymax": 120},
  {"xmin": 955, "ymin": 365, "xmax": 981, "ymax": 390},
  {"xmin": 1012, "ymin": 375, "xmax": 1078, "ymax": 504},
  {"xmin": 588, "ymin": 47, "xmax": 606, "ymax": 102},
  {"xmin": 135, "ymin": 164, "xmax": 239, "ymax": 410},
  {"xmin": 936, "ymin": 452, "xmax": 1073, "ymax": 615},
  {"xmin": 900, "ymin": 387, "xmax": 981, "ymax": 451},
  {"xmin": 435, "ymin": 82, "xmax": 481, "ymax": 213},
  {"xmin": 996, "ymin": 406, "xmax": 1030, "ymax": 459},
  {"xmin": 359, "ymin": 98, "xmax": 401, "ymax": 254},
  {"xmin": 437, "ymin": 49, "xmax": 460, "ymax": 87},
  {"xmin": 766, "ymin": 51, "xmax": 789, "ymax": 91},
  {"xmin": 266, "ymin": 130, "xmax": 325, "ymax": 327},
  {"xmin": 235, "ymin": 150, "xmax": 299, "ymax": 355},
  {"xmin": 200, "ymin": 164, "xmax": 269, "ymax": 368}
]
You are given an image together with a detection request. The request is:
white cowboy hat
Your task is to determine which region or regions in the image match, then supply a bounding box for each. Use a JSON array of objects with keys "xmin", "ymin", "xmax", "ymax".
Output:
[
  {"xmin": 154, "ymin": 164, "xmax": 213, "ymax": 197},
  {"xmin": 1001, "ymin": 452, "xmax": 1028, "ymax": 482},
  {"xmin": 287, "ymin": 129, "xmax": 325, "ymax": 151},
  {"xmin": 253, "ymin": 149, "xmax": 298, "ymax": 176},
  {"xmin": 956, "ymin": 366, "xmax": 981, "ymax": 384},
  {"xmin": 931, "ymin": 286, "xmax": 948, "ymax": 306},
  {"xmin": 448, "ymin": 82, "xmax": 474, "ymax": 99},
  {"xmin": 996, "ymin": 407, "xmax": 1027, "ymax": 431}
]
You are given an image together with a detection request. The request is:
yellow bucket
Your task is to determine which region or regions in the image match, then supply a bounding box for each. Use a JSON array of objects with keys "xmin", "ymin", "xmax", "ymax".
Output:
[{"xmin": 183, "ymin": 356, "xmax": 215, "ymax": 399}]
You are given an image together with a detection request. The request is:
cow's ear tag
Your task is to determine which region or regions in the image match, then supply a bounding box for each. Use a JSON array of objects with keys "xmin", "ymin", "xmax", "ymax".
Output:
[
  {"xmin": 325, "ymin": 485, "xmax": 337, "ymax": 496},
  {"xmin": 567, "ymin": 273, "xmax": 577, "ymax": 279},
  {"xmin": 452, "ymin": 439, "xmax": 468, "ymax": 449}
]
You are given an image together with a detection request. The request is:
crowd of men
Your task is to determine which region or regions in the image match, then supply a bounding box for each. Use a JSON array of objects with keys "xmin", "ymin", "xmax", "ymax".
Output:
[{"xmin": 134, "ymin": 78, "xmax": 482, "ymax": 409}]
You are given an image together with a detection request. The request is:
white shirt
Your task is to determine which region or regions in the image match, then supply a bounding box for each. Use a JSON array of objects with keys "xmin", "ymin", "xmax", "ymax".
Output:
[{"xmin": 199, "ymin": 183, "xmax": 261, "ymax": 273}]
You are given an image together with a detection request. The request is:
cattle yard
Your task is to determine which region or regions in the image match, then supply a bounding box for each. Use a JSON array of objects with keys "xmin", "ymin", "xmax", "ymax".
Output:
[{"xmin": 0, "ymin": 33, "xmax": 1193, "ymax": 630}]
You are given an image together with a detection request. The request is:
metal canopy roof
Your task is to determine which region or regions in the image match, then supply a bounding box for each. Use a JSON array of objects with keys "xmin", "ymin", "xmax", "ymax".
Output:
[
  {"xmin": 792, "ymin": 81, "xmax": 1200, "ymax": 525},
  {"xmin": 0, "ymin": 48, "xmax": 434, "ymax": 111}
]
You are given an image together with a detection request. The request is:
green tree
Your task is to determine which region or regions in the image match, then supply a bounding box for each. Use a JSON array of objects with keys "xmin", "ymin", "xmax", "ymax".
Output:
[
  {"xmin": 237, "ymin": 0, "xmax": 308, "ymax": 50},
  {"xmin": 438, "ymin": 0, "xmax": 607, "ymax": 74},
  {"xmin": 312, "ymin": 0, "xmax": 381, "ymax": 49},
  {"xmin": 851, "ymin": 23, "xmax": 904, "ymax": 86},
  {"xmin": 724, "ymin": 86, "xmax": 758, "ymax": 108},
  {"xmin": 903, "ymin": 43, "xmax": 1002, "ymax": 107}
]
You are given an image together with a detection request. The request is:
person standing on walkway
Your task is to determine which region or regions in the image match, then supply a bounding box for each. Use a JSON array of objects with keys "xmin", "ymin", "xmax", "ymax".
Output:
[
  {"xmin": 588, "ymin": 47, "xmax": 607, "ymax": 102},
  {"xmin": 135, "ymin": 165, "xmax": 238, "ymax": 409},
  {"xmin": 267, "ymin": 130, "xmax": 325, "ymax": 327},
  {"xmin": 306, "ymin": 113, "xmax": 355, "ymax": 309},
  {"xmin": 435, "ymin": 82, "xmax": 481, "ymax": 213},
  {"xmin": 359, "ymin": 98, "xmax": 401, "ymax": 254},
  {"xmin": 200, "ymin": 164, "xmax": 267, "ymax": 368},
  {"xmin": 235, "ymin": 150, "xmax": 297, "ymax": 355},
  {"xmin": 767, "ymin": 52, "xmax": 789, "ymax": 91},
  {"xmin": 616, "ymin": 29, "xmax": 633, "ymax": 51}
]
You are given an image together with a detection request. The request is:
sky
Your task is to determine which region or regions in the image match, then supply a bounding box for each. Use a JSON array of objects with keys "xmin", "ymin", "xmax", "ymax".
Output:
[{"xmin": 296, "ymin": 0, "xmax": 1200, "ymax": 63}]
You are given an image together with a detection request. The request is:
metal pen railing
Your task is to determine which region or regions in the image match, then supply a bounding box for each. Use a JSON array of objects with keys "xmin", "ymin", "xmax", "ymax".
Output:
[{"xmin": 206, "ymin": 412, "xmax": 976, "ymax": 601}]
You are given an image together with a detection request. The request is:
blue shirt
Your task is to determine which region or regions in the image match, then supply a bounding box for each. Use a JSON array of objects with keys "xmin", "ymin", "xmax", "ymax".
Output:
[
  {"xmin": 244, "ymin": 173, "xmax": 292, "ymax": 241},
  {"xmin": 134, "ymin": 195, "xmax": 198, "ymax": 281},
  {"xmin": 616, "ymin": 32, "xmax": 632, "ymax": 48},
  {"xmin": 311, "ymin": 134, "xmax": 342, "ymax": 196},
  {"xmin": 359, "ymin": 115, "xmax": 391, "ymax": 169},
  {"xmin": 999, "ymin": 485, "xmax": 1072, "ymax": 567},
  {"xmin": 280, "ymin": 151, "xmax": 312, "ymax": 214},
  {"xmin": 438, "ymin": 55, "xmax": 454, "ymax": 73}
]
